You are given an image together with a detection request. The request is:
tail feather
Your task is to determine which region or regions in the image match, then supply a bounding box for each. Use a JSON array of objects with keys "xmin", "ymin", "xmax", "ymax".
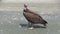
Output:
[{"xmin": 44, "ymin": 20, "xmax": 48, "ymax": 24}]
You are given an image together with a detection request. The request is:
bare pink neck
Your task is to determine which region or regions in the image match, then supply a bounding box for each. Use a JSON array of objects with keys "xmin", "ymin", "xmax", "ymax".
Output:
[{"xmin": 24, "ymin": 7, "xmax": 29, "ymax": 10}]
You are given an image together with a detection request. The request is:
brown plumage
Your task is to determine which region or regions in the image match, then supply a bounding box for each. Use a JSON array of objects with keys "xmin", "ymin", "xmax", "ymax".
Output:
[{"xmin": 23, "ymin": 4, "xmax": 48, "ymax": 28}]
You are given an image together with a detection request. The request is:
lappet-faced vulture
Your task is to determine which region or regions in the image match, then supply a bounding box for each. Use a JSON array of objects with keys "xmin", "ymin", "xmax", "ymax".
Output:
[{"xmin": 23, "ymin": 4, "xmax": 48, "ymax": 29}]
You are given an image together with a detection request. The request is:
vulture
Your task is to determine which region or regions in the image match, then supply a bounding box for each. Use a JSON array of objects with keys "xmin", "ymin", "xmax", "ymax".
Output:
[{"xmin": 23, "ymin": 4, "xmax": 48, "ymax": 29}]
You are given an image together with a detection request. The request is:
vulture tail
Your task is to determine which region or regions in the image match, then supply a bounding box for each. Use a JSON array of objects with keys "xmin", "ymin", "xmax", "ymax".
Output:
[{"xmin": 44, "ymin": 20, "xmax": 48, "ymax": 24}]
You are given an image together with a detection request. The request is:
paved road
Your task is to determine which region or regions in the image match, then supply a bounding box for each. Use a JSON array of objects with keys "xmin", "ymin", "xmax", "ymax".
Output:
[{"xmin": 0, "ymin": 3, "xmax": 60, "ymax": 14}]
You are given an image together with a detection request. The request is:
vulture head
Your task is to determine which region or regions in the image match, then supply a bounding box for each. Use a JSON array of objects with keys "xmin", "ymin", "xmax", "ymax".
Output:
[
  {"xmin": 24, "ymin": 4, "xmax": 27, "ymax": 8},
  {"xmin": 23, "ymin": 4, "xmax": 29, "ymax": 12},
  {"xmin": 24, "ymin": 4, "xmax": 28, "ymax": 9}
]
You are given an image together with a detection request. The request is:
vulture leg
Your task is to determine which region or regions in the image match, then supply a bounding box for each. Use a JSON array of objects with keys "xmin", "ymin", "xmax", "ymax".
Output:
[
  {"xmin": 27, "ymin": 22, "xmax": 31, "ymax": 27},
  {"xmin": 28, "ymin": 23, "xmax": 34, "ymax": 29},
  {"xmin": 43, "ymin": 24, "xmax": 47, "ymax": 28},
  {"xmin": 31, "ymin": 23, "xmax": 34, "ymax": 27}
]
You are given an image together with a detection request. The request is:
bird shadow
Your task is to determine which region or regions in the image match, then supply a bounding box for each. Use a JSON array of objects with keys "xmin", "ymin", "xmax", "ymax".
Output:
[{"xmin": 19, "ymin": 24, "xmax": 46, "ymax": 28}]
